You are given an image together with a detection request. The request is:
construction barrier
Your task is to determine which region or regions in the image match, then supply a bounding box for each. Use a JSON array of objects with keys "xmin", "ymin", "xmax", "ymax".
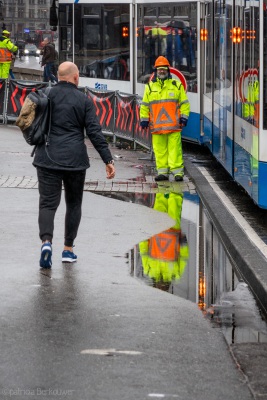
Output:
[
  {"xmin": 85, "ymin": 87, "xmax": 116, "ymax": 135},
  {"xmin": 114, "ymin": 92, "xmax": 136, "ymax": 140},
  {"xmin": 6, "ymin": 80, "xmax": 49, "ymax": 122},
  {"xmin": 0, "ymin": 79, "xmax": 152, "ymax": 151}
]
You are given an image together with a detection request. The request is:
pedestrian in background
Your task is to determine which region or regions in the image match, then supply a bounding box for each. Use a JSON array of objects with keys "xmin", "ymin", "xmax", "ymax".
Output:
[
  {"xmin": 140, "ymin": 56, "xmax": 190, "ymax": 182},
  {"xmin": 33, "ymin": 61, "xmax": 115, "ymax": 269},
  {"xmin": 0, "ymin": 30, "xmax": 18, "ymax": 79},
  {"xmin": 41, "ymin": 37, "xmax": 58, "ymax": 84}
]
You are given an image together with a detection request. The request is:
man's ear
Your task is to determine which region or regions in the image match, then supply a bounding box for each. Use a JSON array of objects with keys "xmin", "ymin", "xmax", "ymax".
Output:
[{"xmin": 74, "ymin": 73, "xmax": 79, "ymax": 85}]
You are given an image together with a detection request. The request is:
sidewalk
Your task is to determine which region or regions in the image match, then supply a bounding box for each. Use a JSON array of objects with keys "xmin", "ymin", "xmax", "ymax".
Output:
[{"xmin": 0, "ymin": 124, "xmax": 263, "ymax": 400}]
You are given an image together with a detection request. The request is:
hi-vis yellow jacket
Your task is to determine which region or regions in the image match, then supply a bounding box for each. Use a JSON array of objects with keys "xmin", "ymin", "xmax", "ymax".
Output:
[
  {"xmin": 0, "ymin": 35, "xmax": 18, "ymax": 63},
  {"xmin": 140, "ymin": 78, "xmax": 190, "ymax": 134}
]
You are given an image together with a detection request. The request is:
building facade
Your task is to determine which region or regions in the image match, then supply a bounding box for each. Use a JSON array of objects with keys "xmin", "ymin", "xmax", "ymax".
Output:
[{"xmin": 0, "ymin": 0, "xmax": 51, "ymax": 40}]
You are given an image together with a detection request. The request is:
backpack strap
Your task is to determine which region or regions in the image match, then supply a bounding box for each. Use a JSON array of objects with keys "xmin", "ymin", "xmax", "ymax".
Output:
[
  {"xmin": 44, "ymin": 86, "xmax": 53, "ymax": 97},
  {"xmin": 30, "ymin": 87, "xmax": 52, "ymax": 157},
  {"xmin": 44, "ymin": 87, "xmax": 52, "ymax": 145}
]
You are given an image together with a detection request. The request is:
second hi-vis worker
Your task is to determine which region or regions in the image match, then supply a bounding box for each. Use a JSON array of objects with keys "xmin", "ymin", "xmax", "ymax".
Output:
[
  {"xmin": 0, "ymin": 30, "xmax": 18, "ymax": 79},
  {"xmin": 140, "ymin": 56, "xmax": 190, "ymax": 182}
]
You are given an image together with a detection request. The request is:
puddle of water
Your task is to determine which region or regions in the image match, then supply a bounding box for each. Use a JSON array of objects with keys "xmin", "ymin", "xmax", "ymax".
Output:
[{"xmin": 100, "ymin": 190, "xmax": 267, "ymax": 345}]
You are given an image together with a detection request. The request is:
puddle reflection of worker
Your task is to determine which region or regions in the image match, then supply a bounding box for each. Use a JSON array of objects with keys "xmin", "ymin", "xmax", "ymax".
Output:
[{"xmin": 139, "ymin": 192, "xmax": 189, "ymax": 291}]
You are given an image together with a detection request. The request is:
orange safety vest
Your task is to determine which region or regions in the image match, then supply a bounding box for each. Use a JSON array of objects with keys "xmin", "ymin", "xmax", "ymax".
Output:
[
  {"xmin": 149, "ymin": 100, "xmax": 181, "ymax": 134},
  {"xmin": 0, "ymin": 47, "xmax": 12, "ymax": 62},
  {"xmin": 149, "ymin": 228, "xmax": 181, "ymax": 262}
]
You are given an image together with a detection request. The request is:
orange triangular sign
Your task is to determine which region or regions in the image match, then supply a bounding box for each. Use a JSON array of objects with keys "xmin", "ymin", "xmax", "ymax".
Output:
[{"xmin": 156, "ymin": 107, "xmax": 173, "ymax": 124}]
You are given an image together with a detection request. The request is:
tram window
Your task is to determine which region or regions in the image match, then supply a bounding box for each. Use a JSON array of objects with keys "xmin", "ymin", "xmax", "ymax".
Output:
[
  {"xmin": 264, "ymin": 0, "xmax": 267, "ymax": 129},
  {"xmin": 59, "ymin": 26, "xmax": 72, "ymax": 61},
  {"xmin": 59, "ymin": 5, "xmax": 72, "ymax": 26},
  {"xmin": 70, "ymin": 4, "xmax": 130, "ymax": 81},
  {"xmin": 213, "ymin": 4, "xmax": 232, "ymax": 97},
  {"xmin": 60, "ymin": 27, "xmax": 67, "ymax": 51},
  {"xmin": 137, "ymin": 2, "xmax": 197, "ymax": 93},
  {"xmin": 204, "ymin": 15, "xmax": 212, "ymax": 95},
  {"xmin": 236, "ymin": 4, "xmax": 260, "ymax": 127}
]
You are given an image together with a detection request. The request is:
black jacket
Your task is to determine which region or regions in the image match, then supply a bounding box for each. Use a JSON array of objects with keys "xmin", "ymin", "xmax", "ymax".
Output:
[
  {"xmin": 33, "ymin": 81, "xmax": 113, "ymax": 170},
  {"xmin": 41, "ymin": 42, "xmax": 57, "ymax": 66}
]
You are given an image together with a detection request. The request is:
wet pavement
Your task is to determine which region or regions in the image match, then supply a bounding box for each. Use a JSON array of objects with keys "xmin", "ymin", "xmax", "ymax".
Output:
[{"xmin": 0, "ymin": 125, "xmax": 267, "ymax": 399}]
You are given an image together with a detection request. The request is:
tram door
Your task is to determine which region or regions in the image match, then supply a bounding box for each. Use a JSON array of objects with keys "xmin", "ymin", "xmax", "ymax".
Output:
[
  {"xmin": 212, "ymin": 2, "xmax": 233, "ymax": 174},
  {"xmin": 202, "ymin": 0, "xmax": 233, "ymax": 171},
  {"xmin": 136, "ymin": 2, "xmax": 199, "ymax": 142},
  {"xmin": 58, "ymin": 4, "xmax": 73, "ymax": 63},
  {"xmin": 233, "ymin": 3, "xmax": 259, "ymax": 200}
]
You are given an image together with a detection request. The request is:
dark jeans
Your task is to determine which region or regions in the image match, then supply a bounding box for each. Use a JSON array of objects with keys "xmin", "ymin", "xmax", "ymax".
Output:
[
  {"xmin": 37, "ymin": 167, "xmax": 86, "ymax": 246},
  {"xmin": 43, "ymin": 62, "xmax": 58, "ymax": 83},
  {"xmin": 9, "ymin": 69, "xmax": 15, "ymax": 79}
]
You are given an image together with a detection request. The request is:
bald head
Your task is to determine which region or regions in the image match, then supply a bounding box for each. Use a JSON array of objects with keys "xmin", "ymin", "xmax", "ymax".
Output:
[{"xmin": 58, "ymin": 62, "xmax": 79, "ymax": 86}]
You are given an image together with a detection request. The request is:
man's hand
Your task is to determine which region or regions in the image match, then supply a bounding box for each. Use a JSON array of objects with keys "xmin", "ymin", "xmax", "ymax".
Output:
[
  {"xmin": 106, "ymin": 163, "xmax": 115, "ymax": 179},
  {"xmin": 140, "ymin": 121, "xmax": 149, "ymax": 129}
]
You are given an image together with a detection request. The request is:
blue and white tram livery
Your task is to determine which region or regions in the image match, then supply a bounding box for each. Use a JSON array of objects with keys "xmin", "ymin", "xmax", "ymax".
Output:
[
  {"xmin": 58, "ymin": 0, "xmax": 267, "ymax": 209},
  {"xmin": 203, "ymin": 0, "xmax": 267, "ymax": 209}
]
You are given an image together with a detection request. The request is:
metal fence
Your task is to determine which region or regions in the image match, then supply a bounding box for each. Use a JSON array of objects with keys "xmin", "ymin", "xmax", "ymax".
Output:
[{"xmin": 0, "ymin": 78, "xmax": 152, "ymax": 151}]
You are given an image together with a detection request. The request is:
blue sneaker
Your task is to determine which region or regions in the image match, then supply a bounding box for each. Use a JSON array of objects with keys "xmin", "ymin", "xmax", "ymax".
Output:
[
  {"xmin": 40, "ymin": 242, "xmax": 52, "ymax": 269},
  {"xmin": 62, "ymin": 250, "xmax": 77, "ymax": 263}
]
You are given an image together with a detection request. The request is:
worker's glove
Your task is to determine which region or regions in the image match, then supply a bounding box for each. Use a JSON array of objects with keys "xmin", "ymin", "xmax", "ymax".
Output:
[
  {"xmin": 179, "ymin": 117, "xmax": 188, "ymax": 127},
  {"xmin": 140, "ymin": 121, "xmax": 149, "ymax": 129}
]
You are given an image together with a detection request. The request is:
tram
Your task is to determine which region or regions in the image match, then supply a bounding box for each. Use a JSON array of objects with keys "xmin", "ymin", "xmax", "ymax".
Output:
[{"xmin": 57, "ymin": 0, "xmax": 267, "ymax": 209}]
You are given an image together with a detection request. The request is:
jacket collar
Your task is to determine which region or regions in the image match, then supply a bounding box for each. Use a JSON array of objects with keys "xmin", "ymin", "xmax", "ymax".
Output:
[{"xmin": 58, "ymin": 81, "xmax": 77, "ymax": 88}]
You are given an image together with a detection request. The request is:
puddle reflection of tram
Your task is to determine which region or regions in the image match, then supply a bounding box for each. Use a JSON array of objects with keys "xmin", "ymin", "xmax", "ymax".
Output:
[{"xmin": 125, "ymin": 188, "xmax": 267, "ymax": 345}]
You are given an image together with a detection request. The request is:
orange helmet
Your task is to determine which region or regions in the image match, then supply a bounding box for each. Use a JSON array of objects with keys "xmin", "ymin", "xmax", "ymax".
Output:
[{"xmin": 154, "ymin": 56, "xmax": 170, "ymax": 68}]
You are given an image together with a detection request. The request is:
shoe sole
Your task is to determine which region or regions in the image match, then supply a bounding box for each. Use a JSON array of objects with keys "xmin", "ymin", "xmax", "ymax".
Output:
[
  {"xmin": 40, "ymin": 251, "xmax": 52, "ymax": 268},
  {"xmin": 40, "ymin": 244, "xmax": 52, "ymax": 269},
  {"xmin": 155, "ymin": 177, "xmax": 169, "ymax": 182},
  {"xmin": 62, "ymin": 258, "xmax": 77, "ymax": 263}
]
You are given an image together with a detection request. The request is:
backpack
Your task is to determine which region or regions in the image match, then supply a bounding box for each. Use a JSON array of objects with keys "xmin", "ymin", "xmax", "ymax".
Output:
[{"xmin": 15, "ymin": 87, "xmax": 52, "ymax": 149}]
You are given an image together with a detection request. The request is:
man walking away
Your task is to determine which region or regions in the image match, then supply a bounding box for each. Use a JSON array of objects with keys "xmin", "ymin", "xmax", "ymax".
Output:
[
  {"xmin": 33, "ymin": 61, "xmax": 115, "ymax": 269},
  {"xmin": 140, "ymin": 56, "xmax": 190, "ymax": 182},
  {"xmin": 41, "ymin": 37, "xmax": 58, "ymax": 84},
  {"xmin": 0, "ymin": 30, "xmax": 18, "ymax": 79}
]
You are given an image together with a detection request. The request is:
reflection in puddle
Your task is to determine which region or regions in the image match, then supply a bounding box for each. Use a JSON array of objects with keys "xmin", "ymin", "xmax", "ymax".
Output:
[
  {"xmin": 99, "ymin": 189, "xmax": 267, "ymax": 344},
  {"xmin": 138, "ymin": 192, "xmax": 188, "ymax": 292}
]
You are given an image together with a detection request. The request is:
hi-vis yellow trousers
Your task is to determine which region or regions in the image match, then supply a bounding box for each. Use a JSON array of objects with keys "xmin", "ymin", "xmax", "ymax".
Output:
[
  {"xmin": 152, "ymin": 131, "xmax": 184, "ymax": 177},
  {"xmin": 0, "ymin": 62, "xmax": 11, "ymax": 79}
]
